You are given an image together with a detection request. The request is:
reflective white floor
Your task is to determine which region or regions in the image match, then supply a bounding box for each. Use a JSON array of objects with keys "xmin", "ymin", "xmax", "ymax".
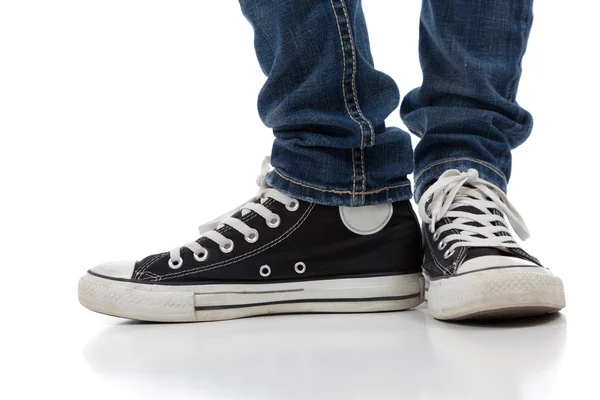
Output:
[
  {"xmin": 82, "ymin": 309, "xmax": 569, "ymax": 400},
  {"xmin": 10, "ymin": 298, "xmax": 593, "ymax": 400}
]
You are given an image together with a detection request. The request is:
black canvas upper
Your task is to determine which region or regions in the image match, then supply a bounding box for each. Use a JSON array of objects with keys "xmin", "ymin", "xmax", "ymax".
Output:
[
  {"xmin": 102, "ymin": 198, "xmax": 423, "ymax": 284},
  {"xmin": 421, "ymin": 204, "xmax": 542, "ymax": 280}
]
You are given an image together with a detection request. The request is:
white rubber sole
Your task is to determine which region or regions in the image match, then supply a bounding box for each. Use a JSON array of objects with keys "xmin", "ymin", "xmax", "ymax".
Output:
[
  {"xmin": 79, "ymin": 272, "xmax": 425, "ymax": 322},
  {"xmin": 425, "ymin": 266, "xmax": 566, "ymax": 320}
]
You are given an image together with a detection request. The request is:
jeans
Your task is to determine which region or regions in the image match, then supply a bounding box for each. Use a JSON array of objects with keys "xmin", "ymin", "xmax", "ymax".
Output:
[{"xmin": 239, "ymin": 0, "xmax": 534, "ymax": 206}]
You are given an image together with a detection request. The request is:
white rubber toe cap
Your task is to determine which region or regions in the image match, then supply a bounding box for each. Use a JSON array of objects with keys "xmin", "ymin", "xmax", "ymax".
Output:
[
  {"xmin": 457, "ymin": 255, "xmax": 539, "ymax": 275},
  {"xmin": 90, "ymin": 260, "xmax": 136, "ymax": 279}
]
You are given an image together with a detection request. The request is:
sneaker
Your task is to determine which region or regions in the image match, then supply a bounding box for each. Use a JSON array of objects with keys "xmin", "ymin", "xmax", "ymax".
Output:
[
  {"xmin": 418, "ymin": 169, "xmax": 565, "ymax": 320},
  {"xmin": 78, "ymin": 158, "xmax": 424, "ymax": 322}
]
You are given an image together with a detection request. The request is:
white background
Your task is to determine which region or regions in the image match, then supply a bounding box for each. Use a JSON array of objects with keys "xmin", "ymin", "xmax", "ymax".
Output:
[{"xmin": 1, "ymin": 1, "xmax": 598, "ymax": 399}]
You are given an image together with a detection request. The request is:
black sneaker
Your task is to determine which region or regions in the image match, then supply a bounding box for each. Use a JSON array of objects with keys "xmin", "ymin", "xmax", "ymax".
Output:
[
  {"xmin": 418, "ymin": 169, "xmax": 565, "ymax": 320},
  {"xmin": 79, "ymin": 159, "xmax": 424, "ymax": 322}
]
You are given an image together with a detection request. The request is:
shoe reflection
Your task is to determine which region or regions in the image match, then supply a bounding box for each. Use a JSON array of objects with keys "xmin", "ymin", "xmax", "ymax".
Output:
[
  {"xmin": 423, "ymin": 313, "xmax": 566, "ymax": 400},
  {"xmin": 84, "ymin": 309, "xmax": 565, "ymax": 399}
]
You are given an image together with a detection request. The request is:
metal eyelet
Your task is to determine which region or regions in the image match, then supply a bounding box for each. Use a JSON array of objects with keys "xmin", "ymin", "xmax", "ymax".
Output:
[
  {"xmin": 286, "ymin": 200, "xmax": 300, "ymax": 212},
  {"xmin": 259, "ymin": 264, "xmax": 271, "ymax": 277},
  {"xmin": 220, "ymin": 240, "xmax": 234, "ymax": 253},
  {"xmin": 193, "ymin": 250, "xmax": 208, "ymax": 262},
  {"xmin": 432, "ymin": 232, "xmax": 440, "ymax": 241},
  {"xmin": 443, "ymin": 249, "xmax": 455, "ymax": 259},
  {"xmin": 437, "ymin": 240, "xmax": 447, "ymax": 251},
  {"xmin": 294, "ymin": 262, "xmax": 306, "ymax": 274},
  {"xmin": 168, "ymin": 258, "xmax": 183, "ymax": 269},
  {"xmin": 245, "ymin": 229, "xmax": 259, "ymax": 243},
  {"xmin": 266, "ymin": 214, "xmax": 281, "ymax": 228}
]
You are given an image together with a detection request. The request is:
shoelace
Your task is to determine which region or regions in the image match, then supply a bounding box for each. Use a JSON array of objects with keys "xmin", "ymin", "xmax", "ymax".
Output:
[
  {"xmin": 418, "ymin": 169, "xmax": 530, "ymax": 259},
  {"xmin": 168, "ymin": 157, "xmax": 298, "ymax": 269}
]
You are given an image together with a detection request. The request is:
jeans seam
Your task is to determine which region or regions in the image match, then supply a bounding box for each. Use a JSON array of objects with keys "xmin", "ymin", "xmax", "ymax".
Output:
[
  {"xmin": 338, "ymin": 0, "xmax": 375, "ymax": 147},
  {"xmin": 274, "ymin": 168, "xmax": 409, "ymax": 195},
  {"xmin": 359, "ymin": 148, "xmax": 366, "ymax": 202},
  {"xmin": 415, "ymin": 157, "xmax": 507, "ymax": 184},
  {"xmin": 351, "ymin": 148, "xmax": 356, "ymax": 204},
  {"xmin": 329, "ymin": 0, "xmax": 373, "ymax": 205}
]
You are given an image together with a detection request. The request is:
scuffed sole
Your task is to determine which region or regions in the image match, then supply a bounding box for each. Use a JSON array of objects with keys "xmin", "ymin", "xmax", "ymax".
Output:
[
  {"xmin": 79, "ymin": 272, "xmax": 425, "ymax": 322},
  {"xmin": 426, "ymin": 267, "xmax": 565, "ymax": 321}
]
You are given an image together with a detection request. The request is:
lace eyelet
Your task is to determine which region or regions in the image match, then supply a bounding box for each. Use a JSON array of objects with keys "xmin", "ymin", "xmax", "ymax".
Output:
[
  {"xmin": 220, "ymin": 240, "xmax": 234, "ymax": 253},
  {"xmin": 294, "ymin": 262, "xmax": 306, "ymax": 274},
  {"xmin": 437, "ymin": 240, "xmax": 446, "ymax": 251},
  {"xmin": 259, "ymin": 264, "xmax": 271, "ymax": 277},
  {"xmin": 286, "ymin": 200, "xmax": 300, "ymax": 212},
  {"xmin": 266, "ymin": 214, "xmax": 281, "ymax": 228},
  {"xmin": 443, "ymin": 249, "xmax": 455, "ymax": 259},
  {"xmin": 193, "ymin": 250, "xmax": 208, "ymax": 262},
  {"xmin": 168, "ymin": 258, "xmax": 183, "ymax": 269},
  {"xmin": 245, "ymin": 229, "xmax": 259, "ymax": 243},
  {"xmin": 432, "ymin": 232, "xmax": 440, "ymax": 241}
]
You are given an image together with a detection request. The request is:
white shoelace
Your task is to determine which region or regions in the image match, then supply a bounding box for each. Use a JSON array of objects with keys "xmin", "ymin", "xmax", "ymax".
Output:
[
  {"xmin": 418, "ymin": 169, "xmax": 530, "ymax": 259},
  {"xmin": 168, "ymin": 157, "xmax": 298, "ymax": 269}
]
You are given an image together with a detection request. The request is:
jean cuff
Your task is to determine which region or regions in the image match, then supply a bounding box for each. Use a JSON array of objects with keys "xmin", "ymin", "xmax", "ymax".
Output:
[
  {"xmin": 266, "ymin": 169, "xmax": 413, "ymax": 207},
  {"xmin": 414, "ymin": 157, "xmax": 508, "ymax": 202}
]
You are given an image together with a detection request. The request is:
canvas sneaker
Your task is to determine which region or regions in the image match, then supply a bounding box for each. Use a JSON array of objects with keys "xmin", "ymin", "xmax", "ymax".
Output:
[
  {"xmin": 418, "ymin": 169, "xmax": 565, "ymax": 320},
  {"xmin": 78, "ymin": 158, "xmax": 425, "ymax": 322}
]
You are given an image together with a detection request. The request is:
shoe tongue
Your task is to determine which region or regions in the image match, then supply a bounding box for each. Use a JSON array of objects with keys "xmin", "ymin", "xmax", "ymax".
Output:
[
  {"xmin": 448, "ymin": 204, "xmax": 504, "ymax": 224},
  {"xmin": 444, "ymin": 202, "xmax": 507, "ymax": 239},
  {"xmin": 448, "ymin": 204, "xmax": 526, "ymax": 262},
  {"xmin": 449, "ymin": 205, "xmax": 487, "ymax": 229},
  {"xmin": 452, "ymin": 204, "xmax": 484, "ymax": 215}
]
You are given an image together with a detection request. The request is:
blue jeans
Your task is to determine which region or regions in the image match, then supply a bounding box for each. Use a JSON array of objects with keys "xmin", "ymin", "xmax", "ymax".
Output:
[{"xmin": 239, "ymin": 0, "xmax": 534, "ymax": 206}]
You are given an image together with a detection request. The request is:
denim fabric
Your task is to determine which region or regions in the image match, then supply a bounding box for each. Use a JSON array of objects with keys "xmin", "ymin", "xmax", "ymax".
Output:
[
  {"xmin": 402, "ymin": 0, "xmax": 534, "ymax": 201},
  {"xmin": 239, "ymin": 0, "xmax": 534, "ymax": 206}
]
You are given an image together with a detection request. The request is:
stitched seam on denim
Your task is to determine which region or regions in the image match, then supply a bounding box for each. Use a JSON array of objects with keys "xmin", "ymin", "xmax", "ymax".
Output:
[
  {"xmin": 337, "ymin": 0, "xmax": 375, "ymax": 147},
  {"xmin": 336, "ymin": 0, "xmax": 372, "ymax": 202},
  {"xmin": 351, "ymin": 148, "xmax": 356, "ymax": 205},
  {"xmin": 335, "ymin": 0, "xmax": 368, "ymax": 201},
  {"xmin": 415, "ymin": 157, "xmax": 507, "ymax": 184},
  {"xmin": 157, "ymin": 204, "xmax": 315, "ymax": 280},
  {"xmin": 274, "ymin": 168, "xmax": 410, "ymax": 195},
  {"xmin": 405, "ymin": 124, "xmax": 424, "ymax": 138},
  {"xmin": 135, "ymin": 254, "xmax": 163, "ymax": 280},
  {"xmin": 360, "ymin": 148, "xmax": 366, "ymax": 198},
  {"xmin": 329, "ymin": 0, "xmax": 365, "ymax": 200},
  {"xmin": 339, "ymin": 204, "xmax": 392, "ymax": 234}
]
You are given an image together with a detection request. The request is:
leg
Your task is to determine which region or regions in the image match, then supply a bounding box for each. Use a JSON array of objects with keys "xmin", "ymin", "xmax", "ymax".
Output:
[
  {"xmin": 402, "ymin": 0, "xmax": 534, "ymax": 201},
  {"xmin": 404, "ymin": 0, "xmax": 565, "ymax": 320},
  {"xmin": 241, "ymin": 0, "xmax": 413, "ymax": 206}
]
